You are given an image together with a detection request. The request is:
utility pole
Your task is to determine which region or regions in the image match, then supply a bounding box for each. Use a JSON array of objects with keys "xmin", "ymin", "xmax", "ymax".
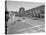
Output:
[
  {"xmin": 5, "ymin": 1, "xmax": 7, "ymax": 34},
  {"xmin": 5, "ymin": 0, "xmax": 7, "ymax": 12}
]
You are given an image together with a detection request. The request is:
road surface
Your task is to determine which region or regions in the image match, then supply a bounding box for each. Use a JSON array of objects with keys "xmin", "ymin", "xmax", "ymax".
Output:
[{"xmin": 7, "ymin": 17, "xmax": 45, "ymax": 34}]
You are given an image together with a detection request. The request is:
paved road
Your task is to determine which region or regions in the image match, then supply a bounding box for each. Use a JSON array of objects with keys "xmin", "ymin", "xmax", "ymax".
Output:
[{"xmin": 7, "ymin": 17, "xmax": 45, "ymax": 34}]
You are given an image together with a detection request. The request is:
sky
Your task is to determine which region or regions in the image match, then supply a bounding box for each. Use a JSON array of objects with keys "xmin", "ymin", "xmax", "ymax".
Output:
[{"xmin": 7, "ymin": 1, "xmax": 44, "ymax": 12}]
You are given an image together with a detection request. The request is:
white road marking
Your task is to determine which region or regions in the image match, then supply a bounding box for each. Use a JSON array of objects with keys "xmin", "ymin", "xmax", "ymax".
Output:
[{"xmin": 17, "ymin": 25, "xmax": 44, "ymax": 32}]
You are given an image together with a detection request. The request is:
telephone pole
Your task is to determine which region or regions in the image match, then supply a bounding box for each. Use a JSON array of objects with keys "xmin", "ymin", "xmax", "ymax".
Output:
[{"xmin": 5, "ymin": 1, "xmax": 7, "ymax": 34}]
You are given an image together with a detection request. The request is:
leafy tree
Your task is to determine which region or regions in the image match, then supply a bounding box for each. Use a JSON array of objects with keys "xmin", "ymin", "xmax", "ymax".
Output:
[{"xmin": 19, "ymin": 7, "xmax": 25, "ymax": 17}]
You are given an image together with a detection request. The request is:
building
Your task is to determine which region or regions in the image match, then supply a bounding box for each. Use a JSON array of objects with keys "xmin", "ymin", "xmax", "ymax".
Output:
[{"xmin": 17, "ymin": 5, "xmax": 45, "ymax": 18}]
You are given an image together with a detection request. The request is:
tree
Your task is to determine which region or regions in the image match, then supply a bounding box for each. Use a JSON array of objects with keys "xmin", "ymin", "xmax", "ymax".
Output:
[{"xmin": 19, "ymin": 7, "xmax": 25, "ymax": 17}]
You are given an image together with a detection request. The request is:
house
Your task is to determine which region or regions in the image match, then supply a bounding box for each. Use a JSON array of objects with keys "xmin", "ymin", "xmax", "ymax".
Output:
[{"xmin": 16, "ymin": 5, "xmax": 45, "ymax": 18}]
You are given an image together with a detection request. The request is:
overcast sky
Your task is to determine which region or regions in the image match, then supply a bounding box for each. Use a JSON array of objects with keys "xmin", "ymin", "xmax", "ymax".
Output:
[{"xmin": 7, "ymin": 1, "xmax": 44, "ymax": 12}]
